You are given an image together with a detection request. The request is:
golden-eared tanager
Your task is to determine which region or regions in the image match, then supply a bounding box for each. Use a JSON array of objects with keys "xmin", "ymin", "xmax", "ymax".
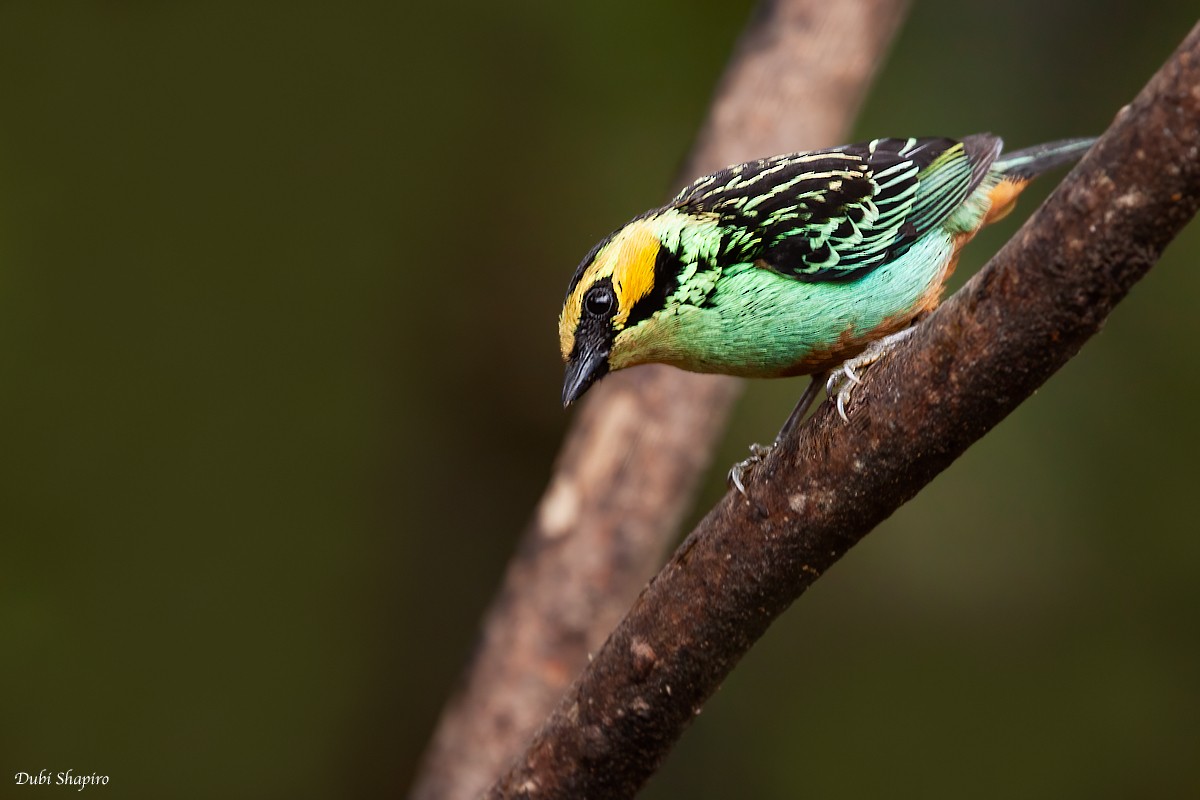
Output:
[{"xmin": 560, "ymin": 134, "xmax": 1091, "ymax": 418}]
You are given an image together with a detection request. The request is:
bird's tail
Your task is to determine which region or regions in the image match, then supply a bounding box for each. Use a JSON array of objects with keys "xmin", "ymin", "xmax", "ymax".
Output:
[
  {"xmin": 994, "ymin": 137, "xmax": 1095, "ymax": 179},
  {"xmin": 975, "ymin": 137, "xmax": 1094, "ymax": 228}
]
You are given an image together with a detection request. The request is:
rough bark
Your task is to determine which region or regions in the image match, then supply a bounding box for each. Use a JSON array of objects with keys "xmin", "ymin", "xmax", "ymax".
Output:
[
  {"xmin": 486, "ymin": 20, "xmax": 1200, "ymax": 800},
  {"xmin": 408, "ymin": 3, "xmax": 911, "ymax": 799}
]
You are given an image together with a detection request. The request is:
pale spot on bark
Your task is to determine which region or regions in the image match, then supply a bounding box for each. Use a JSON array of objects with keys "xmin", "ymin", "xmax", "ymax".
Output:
[
  {"xmin": 1115, "ymin": 190, "xmax": 1144, "ymax": 208},
  {"xmin": 631, "ymin": 637, "xmax": 656, "ymax": 664},
  {"xmin": 539, "ymin": 478, "xmax": 580, "ymax": 539}
]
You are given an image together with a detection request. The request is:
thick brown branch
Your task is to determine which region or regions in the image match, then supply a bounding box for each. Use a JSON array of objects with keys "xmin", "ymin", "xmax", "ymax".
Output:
[
  {"xmin": 487, "ymin": 21, "xmax": 1200, "ymax": 800},
  {"xmin": 408, "ymin": 3, "xmax": 909, "ymax": 799}
]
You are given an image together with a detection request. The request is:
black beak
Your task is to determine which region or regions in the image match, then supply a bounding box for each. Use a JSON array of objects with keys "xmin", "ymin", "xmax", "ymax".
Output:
[{"xmin": 562, "ymin": 348, "xmax": 609, "ymax": 407}]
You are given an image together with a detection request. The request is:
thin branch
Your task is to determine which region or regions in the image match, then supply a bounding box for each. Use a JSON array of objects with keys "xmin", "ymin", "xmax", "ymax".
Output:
[
  {"xmin": 487, "ymin": 20, "xmax": 1200, "ymax": 800},
  {"xmin": 408, "ymin": 3, "xmax": 910, "ymax": 799}
]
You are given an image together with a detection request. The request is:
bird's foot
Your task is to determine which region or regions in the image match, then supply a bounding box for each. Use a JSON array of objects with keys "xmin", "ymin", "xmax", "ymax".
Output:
[
  {"xmin": 728, "ymin": 442, "xmax": 773, "ymax": 496},
  {"xmin": 825, "ymin": 327, "xmax": 919, "ymax": 421}
]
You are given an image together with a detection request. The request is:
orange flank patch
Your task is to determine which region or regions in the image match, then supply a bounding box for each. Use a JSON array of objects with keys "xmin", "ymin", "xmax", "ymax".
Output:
[
  {"xmin": 983, "ymin": 177, "xmax": 1030, "ymax": 226},
  {"xmin": 917, "ymin": 176, "xmax": 1034, "ymax": 323}
]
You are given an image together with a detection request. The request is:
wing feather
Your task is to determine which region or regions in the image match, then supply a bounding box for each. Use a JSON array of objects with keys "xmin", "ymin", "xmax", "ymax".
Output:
[{"xmin": 670, "ymin": 136, "xmax": 1002, "ymax": 283}]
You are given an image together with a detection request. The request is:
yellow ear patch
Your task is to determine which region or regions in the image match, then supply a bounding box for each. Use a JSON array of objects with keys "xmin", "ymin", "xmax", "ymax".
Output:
[
  {"xmin": 609, "ymin": 220, "xmax": 660, "ymax": 328},
  {"xmin": 559, "ymin": 219, "xmax": 662, "ymax": 361}
]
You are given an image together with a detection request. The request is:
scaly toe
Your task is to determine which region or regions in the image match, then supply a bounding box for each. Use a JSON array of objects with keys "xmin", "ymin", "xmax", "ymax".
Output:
[
  {"xmin": 823, "ymin": 326, "xmax": 921, "ymax": 422},
  {"xmin": 748, "ymin": 442, "xmax": 773, "ymax": 459}
]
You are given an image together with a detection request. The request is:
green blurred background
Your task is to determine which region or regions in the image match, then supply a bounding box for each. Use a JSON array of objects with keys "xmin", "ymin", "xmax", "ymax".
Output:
[{"xmin": 1, "ymin": 2, "xmax": 1197, "ymax": 798}]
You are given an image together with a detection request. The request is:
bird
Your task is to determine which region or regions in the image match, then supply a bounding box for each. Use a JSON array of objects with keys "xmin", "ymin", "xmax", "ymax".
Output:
[{"xmin": 557, "ymin": 134, "xmax": 1093, "ymax": 488}]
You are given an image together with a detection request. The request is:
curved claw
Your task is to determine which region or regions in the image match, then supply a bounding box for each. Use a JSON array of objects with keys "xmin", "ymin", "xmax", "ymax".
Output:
[
  {"xmin": 728, "ymin": 442, "xmax": 773, "ymax": 497},
  {"xmin": 824, "ymin": 371, "xmax": 841, "ymax": 398},
  {"xmin": 825, "ymin": 367, "xmax": 855, "ymax": 422},
  {"xmin": 728, "ymin": 457, "xmax": 754, "ymax": 496},
  {"xmin": 729, "ymin": 462, "xmax": 749, "ymax": 496}
]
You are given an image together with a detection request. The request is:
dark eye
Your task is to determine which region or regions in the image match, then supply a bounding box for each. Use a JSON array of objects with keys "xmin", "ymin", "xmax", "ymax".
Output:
[{"xmin": 584, "ymin": 286, "xmax": 615, "ymax": 317}]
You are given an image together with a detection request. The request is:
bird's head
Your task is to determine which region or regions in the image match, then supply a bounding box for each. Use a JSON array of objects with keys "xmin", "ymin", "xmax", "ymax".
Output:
[{"xmin": 558, "ymin": 215, "xmax": 683, "ymax": 407}]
